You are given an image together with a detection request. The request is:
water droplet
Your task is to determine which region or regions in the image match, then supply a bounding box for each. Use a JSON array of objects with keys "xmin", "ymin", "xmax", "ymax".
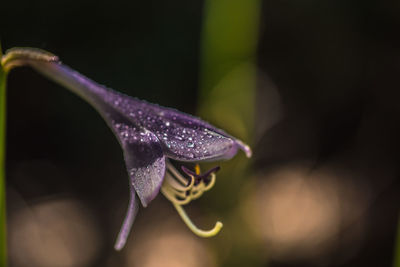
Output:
[
  {"xmin": 187, "ymin": 142, "xmax": 195, "ymax": 148},
  {"xmin": 165, "ymin": 121, "xmax": 170, "ymax": 126}
]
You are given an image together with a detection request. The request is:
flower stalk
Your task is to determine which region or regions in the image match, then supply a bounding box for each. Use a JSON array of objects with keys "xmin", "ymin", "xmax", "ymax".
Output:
[{"xmin": 0, "ymin": 43, "xmax": 7, "ymax": 267}]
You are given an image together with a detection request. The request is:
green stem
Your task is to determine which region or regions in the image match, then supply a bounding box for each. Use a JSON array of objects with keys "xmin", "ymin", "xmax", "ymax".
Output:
[
  {"xmin": 198, "ymin": 1, "xmax": 261, "ymax": 266},
  {"xmin": 0, "ymin": 44, "xmax": 8, "ymax": 267},
  {"xmin": 199, "ymin": 0, "xmax": 260, "ymax": 142},
  {"xmin": 394, "ymin": 214, "xmax": 400, "ymax": 267}
]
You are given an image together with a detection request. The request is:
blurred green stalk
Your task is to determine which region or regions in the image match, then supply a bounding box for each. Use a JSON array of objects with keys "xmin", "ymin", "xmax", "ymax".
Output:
[
  {"xmin": 199, "ymin": 0, "xmax": 261, "ymax": 266},
  {"xmin": 199, "ymin": 0, "xmax": 261, "ymax": 141},
  {"xmin": 0, "ymin": 44, "xmax": 7, "ymax": 267},
  {"xmin": 394, "ymin": 215, "xmax": 400, "ymax": 267}
]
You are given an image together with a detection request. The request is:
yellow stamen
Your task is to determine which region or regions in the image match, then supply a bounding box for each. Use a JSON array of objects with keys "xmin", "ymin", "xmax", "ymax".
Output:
[
  {"xmin": 167, "ymin": 163, "xmax": 188, "ymax": 184},
  {"xmin": 204, "ymin": 173, "xmax": 216, "ymax": 191},
  {"xmin": 161, "ymin": 163, "xmax": 222, "ymax": 238},
  {"xmin": 189, "ymin": 185, "xmax": 205, "ymax": 200},
  {"xmin": 161, "ymin": 186, "xmax": 192, "ymax": 205},
  {"xmin": 163, "ymin": 184, "xmax": 187, "ymax": 199},
  {"xmin": 172, "ymin": 202, "xmax": 223, "ymax": 237},
  {"xmin": 165, "ymin": 173, "xmax": 194, "ymax": 191}
]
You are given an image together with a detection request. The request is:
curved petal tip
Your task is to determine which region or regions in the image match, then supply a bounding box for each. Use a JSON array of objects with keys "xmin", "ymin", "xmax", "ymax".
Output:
[{"xmin": 236, "ymin": 140, "xmax": 252, "ymax": 158}]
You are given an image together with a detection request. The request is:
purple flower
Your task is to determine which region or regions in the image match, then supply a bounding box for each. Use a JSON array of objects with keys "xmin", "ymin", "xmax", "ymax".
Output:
[{"xmin": 1, "ymin": 48, "xmax": 252, "ymax": 250}]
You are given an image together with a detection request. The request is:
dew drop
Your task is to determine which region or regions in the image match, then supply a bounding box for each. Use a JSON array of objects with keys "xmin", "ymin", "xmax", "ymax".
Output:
[{"xmin": 187, "ymin": 142, "xmax": 195, "ymax": 148}]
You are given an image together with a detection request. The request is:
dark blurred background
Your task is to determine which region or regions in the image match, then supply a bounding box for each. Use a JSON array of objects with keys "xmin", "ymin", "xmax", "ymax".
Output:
[{"xmin": 2, "ymin": 0, "xmax": 400, "ymax": 266}]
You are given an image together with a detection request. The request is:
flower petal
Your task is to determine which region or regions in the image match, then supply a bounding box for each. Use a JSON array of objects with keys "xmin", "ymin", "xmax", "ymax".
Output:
[
  {"xmin": 26, "ymin": 61, "xmax": 250, "ymax": 161},
  {"xmin": 107, "ymin": 113, "xmax": 166, "ymax": 207},
  {"xmin": 27, "ymin": 62, "xmax": 167, "ymax": 206},
  {"xmin": 99, "ymin": 92, "xmax": 247, "ymax": 161},
  {"xmin": 114, "ymin": 190, "xmax": 138, "ymax": 250}
]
